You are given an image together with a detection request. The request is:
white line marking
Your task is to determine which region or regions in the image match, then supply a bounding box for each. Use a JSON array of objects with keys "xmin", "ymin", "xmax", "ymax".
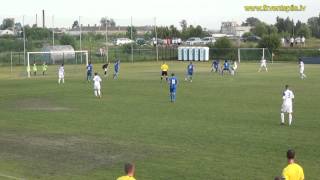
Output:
[{"xmin": 0, "ymin": 173, "xmax": 26, "ymax": 180}]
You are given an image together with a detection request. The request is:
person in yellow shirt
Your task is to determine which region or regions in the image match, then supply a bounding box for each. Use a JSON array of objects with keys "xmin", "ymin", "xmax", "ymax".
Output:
[
  {"xmin": 282, "ymin": 149, "xmax": 304, "ymax": 180},
  {"xmin": 116, "ymin": 163, "xmax": 136, "ymax": 180},
  {"xmin": 42, "ymin": 62, "xmax": 48, "ymax": 76},
  {"xmin": 160, "ymin": 62, "xmax": 169, "ymax": 82}
]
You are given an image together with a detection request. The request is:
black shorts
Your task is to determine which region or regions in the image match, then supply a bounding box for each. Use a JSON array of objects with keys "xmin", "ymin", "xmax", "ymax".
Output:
[{"xmin": 161, "ymin": 71, "xmax": 168, "ymax": 76}]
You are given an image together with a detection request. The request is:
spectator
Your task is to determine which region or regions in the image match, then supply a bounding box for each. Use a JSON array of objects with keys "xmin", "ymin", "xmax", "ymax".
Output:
[
  {"xmin": 116, "ymin": 163, "xmax": 136, "ymax": 180},
  {"xmin": 290, "ymin": 37, "xmax": 294, "ymax": 47},
  {"xmin": 301, "ymin": 36, "xmax": 306, "ymax": 47},
  {"xmin": 282, "ymin": 149, "xmax": 304, "ymax": 180}
]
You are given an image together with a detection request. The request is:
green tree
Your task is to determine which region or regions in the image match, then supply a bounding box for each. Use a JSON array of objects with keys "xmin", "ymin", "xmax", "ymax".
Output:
[
  {"xmin": 258, "ymin": 34, "xmax": 280, "ymax": 52},
  {"xmin": 307, "ymin": 15, "xmax": 320, "ymax": 38},
  {"xmin": 242, "ymin": 17, "xmax": 261, "ymax": 26},
  {"xmin": 25, "ymin": 27, "xmax": 51, "ymax": 40},
  {"xmin": 296, "ymin": 23, "xmax": 311, "ymax": 38},
  {"xmin": 72, "ymin": 20, "xmax": 79, "ymax": 29},
  {"xmin": 126, "ymin": 26, "xmax": 137, "ymax": 40},
  {"xmin": 180, "ymin": 19, "xmax": 187, "ymax": 31},
  {"xmin": 214, "ymin": 37, "xmax": 233, "ymax": 48},
  {"xmin": 1, "ymin": 18, "xmax": 14, "ymax": 30},
  {"xmin": 60, "ymin": 34, "xmax": 76, "ymax": 48},
  {"xmin": 251, "ymin": 22, "xmax": 268, "ymax": 37}
]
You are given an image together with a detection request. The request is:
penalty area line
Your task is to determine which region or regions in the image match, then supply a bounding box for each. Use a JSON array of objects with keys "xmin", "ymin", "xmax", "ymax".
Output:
[{"xmin": 0, "ymin": 172, "xmax": 26, "ymax": 180}]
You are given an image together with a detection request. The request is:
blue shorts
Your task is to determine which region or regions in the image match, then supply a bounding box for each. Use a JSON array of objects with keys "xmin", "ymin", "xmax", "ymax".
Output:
[
  {"xmin": 223, "ymin": 68, "xmax": 229, "ymax": 71},
  {"xmin": 188, "ymin": 71, "xmax": 193, "ymax": 76},
  {"xmin": 170, "ymin": 87, "xmax": 176, "ymax": 93}
]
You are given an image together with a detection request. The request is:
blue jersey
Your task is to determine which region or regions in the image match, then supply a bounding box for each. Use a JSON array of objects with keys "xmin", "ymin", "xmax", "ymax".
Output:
[
  {"xmin": 187, "ymin": 64, "xmax": 194, "ymax": 73},
  {"xmin": 224, "ymin": 62, "xmax": 229, "ymax": 69},
  {"xmin": 87, "ymin": 64, "xmax": 93, "ymax": 72},
  {"xmin": 169, "ymin": 77, "xmax": 178, "ymax": 89},
  {"xmin": 114, "ymin": 61, "xmax": 120, "ymax": 72},
  {"xmin": 213, "ymin": 61, "xmax": 219, "ymax": 67}
]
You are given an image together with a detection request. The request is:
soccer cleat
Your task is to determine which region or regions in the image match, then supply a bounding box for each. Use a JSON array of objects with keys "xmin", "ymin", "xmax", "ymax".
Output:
[{"xmin": 280, "ymin": 122, "xmax": 285, "ymax": 126}]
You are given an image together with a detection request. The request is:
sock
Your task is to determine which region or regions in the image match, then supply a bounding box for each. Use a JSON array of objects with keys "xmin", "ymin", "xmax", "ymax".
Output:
[
  {"xmin": 281, "ymin": 113, "xmax": 285, "ymax": 124},
  {"xmin": 62, "ymin": 78, "xmax": 64, "ymax": 83},
  {"xmin": 94, "ymin": 91, "xmax": 98, "ymax": 97},
  {"xmin": 289, "ymin": 114, "xmax": 292, "ymax": 125},
  {"xmin": 98, "ymin": 90, "xmax": 101, "ymax": 97},
  {"xmin": 172, "ymin": 93, "xmax": 176, "ymax": 102}
]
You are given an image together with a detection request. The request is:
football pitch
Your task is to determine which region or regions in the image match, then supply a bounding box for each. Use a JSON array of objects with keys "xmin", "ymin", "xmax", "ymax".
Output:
[{"xmin": 0, "ymin": 61, "xmax": 319, "ymax": 180}]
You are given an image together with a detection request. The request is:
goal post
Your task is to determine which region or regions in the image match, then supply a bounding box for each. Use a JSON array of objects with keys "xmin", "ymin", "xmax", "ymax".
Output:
[
  {"xmin": 27, "ymin": 50, "xmax": 88, "ymax": 78},
  {"xmin": 238, "ymin": 48, "xmax": 271, "ymax": 63}
]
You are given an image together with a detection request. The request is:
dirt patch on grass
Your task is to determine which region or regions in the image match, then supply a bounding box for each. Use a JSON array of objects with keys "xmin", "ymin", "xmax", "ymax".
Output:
[
  {"xmin": 0, "ymin": 132, "xmax": 150, "ymax": 177},
  {"xmin": 11, "ymin": 98, "xmax": 71, "ymax": 111}
]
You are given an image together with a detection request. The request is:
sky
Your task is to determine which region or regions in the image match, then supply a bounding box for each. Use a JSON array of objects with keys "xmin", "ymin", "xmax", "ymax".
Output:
[{"xmin": 0, "ymin": 0, "xmax": 319, "ymax": 30}]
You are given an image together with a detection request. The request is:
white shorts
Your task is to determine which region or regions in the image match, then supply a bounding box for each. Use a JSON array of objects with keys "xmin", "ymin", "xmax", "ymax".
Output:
[
  {"xmin": 260, "ymin": 63, "xmax": 267, "ymax": 68},
  {"xmin": 59, "ymin": 74, "xmax": 64, "ymax": 79},
  {"xmin": 104, "ymin": 68, "xmax": 108, "ymax": 72},
  {"xmin": 94, "ymin": 84, "xmax": 101, "ymax": 90},
  {"xmin": 300, "ymin": 68, "xmax": 304, "ymax": 74},
  {"xmin": 281, "ymin": 104, "xmax": 293, "ymax": 113}
]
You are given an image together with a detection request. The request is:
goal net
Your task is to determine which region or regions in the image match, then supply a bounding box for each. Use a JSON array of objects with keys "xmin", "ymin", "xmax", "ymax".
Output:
[
  {"xmin": 26, "ymin": 50, "xmax": 88, "ymax": 78},
  {"xmin": 238, "ymin": 48, "xmax": 272, "ymax": 63}
]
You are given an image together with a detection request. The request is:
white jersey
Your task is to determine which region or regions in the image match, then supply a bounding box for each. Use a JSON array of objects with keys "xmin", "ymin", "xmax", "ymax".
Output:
[
  {"xmin": 233, "ymin": 62, "xmax": 238, "ymax": 70},
  {"xmin": 93, "ymin": 75, "xmax": 102, "ymax": 89},
  {"xmin": 282, "ymin": 89, "xmax": 294, "ymax": 106},
  {"xmin": 58, "ymin": 66, "xmax": 64, "ymax": 77},
  {"xmin": 299, "ymin": 61, "xmax": 304, "ymax": 69}
]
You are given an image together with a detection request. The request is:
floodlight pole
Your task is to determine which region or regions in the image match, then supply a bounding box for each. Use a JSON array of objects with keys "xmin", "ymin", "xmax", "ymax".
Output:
[
  {"xmin": 10, "ymin": 51, "xmax": 13, "ymax": 72},
  {"xmin": 105, "ymin": 16, "xmax": 109, "ymax": 62},
  {"xmin": 79, "ymin": 16, "xmax": 83, "ymax": 63},
  {"xmin": 52, "ymin": 15, "xmax": 55, "ymax": 46},
  {"xmin": 23, "ymin": 15, "xmax": 26, "ymax": 66},
  {"xmin": 131, "ymin": 16, "xmax": 133, "ymax": 63},
  {"xmin": 154, "ymin": 17, "xmax": 159, "ymax": 62}
]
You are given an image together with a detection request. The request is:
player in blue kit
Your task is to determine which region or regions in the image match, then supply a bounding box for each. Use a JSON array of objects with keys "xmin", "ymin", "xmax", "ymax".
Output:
[
  {"xmin": 185, "ymin": 62, "xmax": 194, "ymax": 82},
  {"xmin": 113, "ymin": 59, "xmax": 120, "ymax": 79},
  {"xmin": 221, "ymin": 60, "xmax": 231, "ymax": 75},
  {"xmin": 211, "ymin": 59, "xmax": 220, "ymax": 73},
  {"xmin": 168, "ymin": 73, "xmax": 178, "ymax": 103},
  {"xmin": 86, "ymin": 62, "xmax": 93, "ymax": 81}
]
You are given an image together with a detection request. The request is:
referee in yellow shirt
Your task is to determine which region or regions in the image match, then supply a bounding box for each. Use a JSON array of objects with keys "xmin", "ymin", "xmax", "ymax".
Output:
[
  {"xmin": 116, "ymin": 163, "xmax": 136, "ymax": 180},
  {"xmin": 160, "ymin": 62, "xmax": 169, "ymax": 82},
  {"xmin": 282, "ymin": 149, "xmax": 304, "ymax": 180}
]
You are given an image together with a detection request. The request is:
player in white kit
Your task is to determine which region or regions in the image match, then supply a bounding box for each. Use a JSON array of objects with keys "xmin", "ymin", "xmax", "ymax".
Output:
[
  {"xmin": 58, "ymin": 64, "xmax": 65, "ymax": 84},
  {"xmin": 258, "ymin": 58, "xmax": 268, "ymax": 72},
  {"xmin": 93, "ymin": 72, "xmax": 102, "ymax": 98},
  {"xmin": 299, "ymin": 58, "xmax": 307, "ymax": 79},
  {"xmin": 281, "ymin": 85, "xmax": 295, "ymax": 126}
]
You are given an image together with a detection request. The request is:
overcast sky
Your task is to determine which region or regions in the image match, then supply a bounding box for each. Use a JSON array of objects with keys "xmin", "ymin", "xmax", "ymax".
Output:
[{"xmin": 0, "ymin": 0, "xmax": 319, "ymax": 30}]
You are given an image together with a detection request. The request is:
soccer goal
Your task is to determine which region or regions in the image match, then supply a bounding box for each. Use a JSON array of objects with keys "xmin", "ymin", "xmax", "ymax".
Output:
[
  {"xmin": 26, "ymin": 50, "xmax": 88, "ymax": 78},
  {"xmin": 238, "ymin": 48, "xmax": 272, "ymax": 63}
]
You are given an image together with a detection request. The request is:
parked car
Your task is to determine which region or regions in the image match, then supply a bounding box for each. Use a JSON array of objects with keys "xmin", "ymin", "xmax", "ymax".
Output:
[
  {"xmin": 114, "ymin": 38, "xmax": 134, "ymax": 46},
  {"xmin": 201, "ymin": 37, "xmax": 216, "ymax": 45},
  {"xmin": 136, "ymin": 38, "xmax": 146, "ymax": 46},
  {"xmin": 185, "ymin": 37, "xmax": 202, "ymax": 45}
]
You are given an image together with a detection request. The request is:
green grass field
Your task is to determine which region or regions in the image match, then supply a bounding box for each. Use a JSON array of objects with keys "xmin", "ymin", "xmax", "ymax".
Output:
[{"xmin": 0, "ymin": 61, "xmax": 319, "ymax": 180}]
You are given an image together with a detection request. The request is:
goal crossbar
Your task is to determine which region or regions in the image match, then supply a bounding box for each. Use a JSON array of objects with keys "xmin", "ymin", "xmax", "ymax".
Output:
[{"xmin": 27, "ymin": 50, "xmax": 89, "ymax": 78}]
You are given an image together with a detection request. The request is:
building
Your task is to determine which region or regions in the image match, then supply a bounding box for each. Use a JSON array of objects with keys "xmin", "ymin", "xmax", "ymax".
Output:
[{"xmin": 220, "ymin": 21, "xmax": 251, "ymax": 37}]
